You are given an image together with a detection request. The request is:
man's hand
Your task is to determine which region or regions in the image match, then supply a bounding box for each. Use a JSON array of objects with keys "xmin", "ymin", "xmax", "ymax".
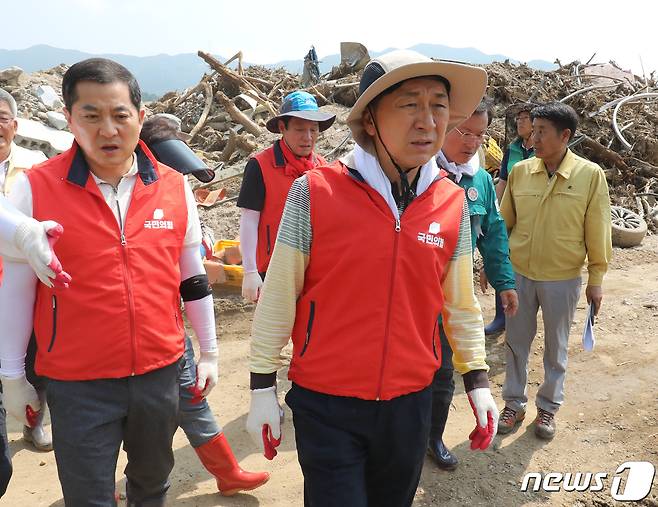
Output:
[
  {"xmin": 246, "ymin": 386, "xmax": 282, "ymax": 460},
  {"xmin": 467, "ymin": 387, "xmax": 498, "ymax": 450},
  {"xmin": 479, "ymin": 268, "xmax": 489, "ymax": 294},
  {"xmin": 196, "ymin": 350, "xmax": 219, "ymax": 397},
  {"xmin": 242, "ymin": 272, "xmax": 263, "ymax": 303},
  {"xmin": 1, "ymin": 375, "xmax": 41, "ymax": 427},
  {"xmin": 586, "ymin": 285, "xmax": 603, "ymax": 315},
  {"xmin": 500, "ymin": 289, "xmax": 519, "ymax": 317},
  {"xmin": 13, "ymin": 219, "xmax": 71, "ymax": 289}
]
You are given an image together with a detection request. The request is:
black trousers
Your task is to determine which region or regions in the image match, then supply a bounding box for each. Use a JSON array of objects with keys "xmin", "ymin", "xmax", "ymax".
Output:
[
  {"xmin": 0, "ymin": 401, "xmax": 10, "ymax": 498},
  {"xmin": 46, "ymin": 358, "xmax": 182, "ymax": 506},
  {"xmin": 286, "ymin": 383, "xmax": 432, "ymax": 507},
  {"xmin": 430, "ymin": 324, "xmax": 455, "ymax": 441}
]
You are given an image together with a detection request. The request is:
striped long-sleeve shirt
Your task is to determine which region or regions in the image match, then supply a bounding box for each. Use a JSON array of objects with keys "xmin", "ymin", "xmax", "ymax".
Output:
[{"xmin": 250, "ymin": 172, "xmax": 489, "ymax": 391}]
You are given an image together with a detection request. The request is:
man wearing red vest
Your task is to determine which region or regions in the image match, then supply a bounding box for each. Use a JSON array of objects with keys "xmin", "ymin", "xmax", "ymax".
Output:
[
  {"xmin": 245, "ymin": 50, "xmax": 499, "ymax": 506},
  {"xmin": 237, "ymin": 90, "xmax": 335, "ymax": 302},
  {"xmin": 0, "ymin": 58, "xmax": 219, "ymax": 506}
]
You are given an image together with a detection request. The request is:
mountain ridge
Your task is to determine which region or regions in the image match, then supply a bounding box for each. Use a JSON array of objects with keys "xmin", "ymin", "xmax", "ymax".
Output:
[{"xmin": 0, "ymin": 43, "xmax": 557, "ymax": 97}]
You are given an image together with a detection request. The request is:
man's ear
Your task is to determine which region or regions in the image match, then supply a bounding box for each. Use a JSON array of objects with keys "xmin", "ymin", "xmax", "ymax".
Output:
[
  {"xmin": 362, "ymin": 108, "xmax": 376, "ymax": 136},
  {"xmin": 278, "ymin": 119, "xmax": 286, "ymax": 133},
  {"xmin": 63, "ymin": 107, "xmax": 72, "ymax": 126},
  {"xmin": 561, "ymin": 128, "xmax": 572, "ymax": 144}
]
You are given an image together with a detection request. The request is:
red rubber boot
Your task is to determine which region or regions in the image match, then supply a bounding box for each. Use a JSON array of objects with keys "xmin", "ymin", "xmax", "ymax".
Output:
[{"xmin": 194, "ymin": 433, "xmax": 270, "ymax": 496}]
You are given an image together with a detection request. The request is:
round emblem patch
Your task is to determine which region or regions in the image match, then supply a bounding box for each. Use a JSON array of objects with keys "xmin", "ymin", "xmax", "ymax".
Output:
[{"xmin": 467, "ymin": 187, "xmax": 479, "ymax": 202}]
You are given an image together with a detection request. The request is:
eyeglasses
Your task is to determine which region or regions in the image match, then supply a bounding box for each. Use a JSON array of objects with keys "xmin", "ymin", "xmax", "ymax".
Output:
[
  {"xmin": 454, "ymin": 128, "xmax": 488, "ymax": 143},
  {"xmin": 516, "ymin": 115, "xmax": 531, "ymax": 122},
  {"xmin": 0, "ymin": 116, "xmax": 15, "ymax": 126}
]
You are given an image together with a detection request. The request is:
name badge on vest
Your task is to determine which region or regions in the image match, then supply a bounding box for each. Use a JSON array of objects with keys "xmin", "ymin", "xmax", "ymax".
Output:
[{"xmin": 467, "ymin": 187, "xmax": 479, "ymax": 202}]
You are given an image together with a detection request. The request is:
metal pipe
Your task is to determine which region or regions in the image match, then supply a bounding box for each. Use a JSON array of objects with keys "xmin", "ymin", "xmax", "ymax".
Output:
[
  {"xmin": 559, "ymin": 83, "xmax": 619, "ymax": 103},
  {"xmin": 588, "ymin": 87, "xmax": 658, "ymax": 118},
  {"xmin": 611, "ymin": 93, "xmax": 658, "ymax": 150},
  {"xmin": 607, "ymin": 122, "xmax": 634, "ymax": 148}
]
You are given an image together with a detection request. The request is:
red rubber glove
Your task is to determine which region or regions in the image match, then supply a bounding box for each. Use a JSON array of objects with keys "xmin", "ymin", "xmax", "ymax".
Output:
[
  {"xmin": 262, "ymin": 424, "xmax": 282, "ymax": 460},
  {"xmin": 467, "ymin": 387, "xmax": 498, "ymax": 450},
  {"xmin": 46, "ymin": 224, "xmax": 72, "ymax": 289}
]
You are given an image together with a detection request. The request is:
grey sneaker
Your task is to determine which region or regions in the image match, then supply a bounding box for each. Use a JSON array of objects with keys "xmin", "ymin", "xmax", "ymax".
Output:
[
  {"xmin": 534, "ymin": 408, "xmax": 556, "ymax": 440},
  {"xmin": 498, "ymin": 406, "xmax": 526, "ymax": 434}
]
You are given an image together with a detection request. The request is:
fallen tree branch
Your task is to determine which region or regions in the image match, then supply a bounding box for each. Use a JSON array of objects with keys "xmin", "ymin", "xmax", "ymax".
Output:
[
  {"xmin": 215, "ymin": 91, "xmax": 262, "ymax": 137},
  {"xmin": 220, "ymin": 131, "xmax": 238, "ymax": 162},
  {"xmin": 243, "ymin": 75, "xmax": 274, "ymax": 88},
  {"xmin": 189, "ymin": 82, "xmax": 213, "ymax": 140},
  {"xmin": 198, "ymin": 51, "xmax": 279, "ymax": 109},
  {"xmin": 198, "ymin": 51, "xmax": 243, "ymax": 90},
  {"xmin": 308, "ymin": 84, "xmax": 329, "ymax": 105},
  {"xmin": 234, "ymin": 133, "xmax": 258, "ymax": 154},
  {"xmin": 224, "ymin": 51, "xmax": 243, "ymax": 75},
  {"xmin": 579, "ymin": 135, "xmax": 630, "ymax": 172},
  {"xmin": 242, "ymin": 89, "xmax": 277, "ymax": 116},
  {"xmin": 173, "ymin": 82, "xmax": 204, "ymax": 108}
]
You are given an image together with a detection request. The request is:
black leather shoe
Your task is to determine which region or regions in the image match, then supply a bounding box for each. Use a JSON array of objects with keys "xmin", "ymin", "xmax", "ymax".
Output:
[{"xmin": 427, "ymin": 439, "xmax": 459, "ymax": 470}]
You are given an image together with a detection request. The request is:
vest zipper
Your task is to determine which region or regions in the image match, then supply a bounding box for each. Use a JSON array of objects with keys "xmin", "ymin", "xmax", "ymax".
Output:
[
  {"xmin": 266, "ymin": 225, "xmax": 271, "ymax": 255},
  {"xmin": 47, "ymin": 295, "xmax": 58, "ymax": 352},
  {"xmin": 376, "ymin": 218, "xmax": 401, "ymax": 400},
  {"xmin": 113, "ymin": 186, "xmax": 137, "ymax": 376}
]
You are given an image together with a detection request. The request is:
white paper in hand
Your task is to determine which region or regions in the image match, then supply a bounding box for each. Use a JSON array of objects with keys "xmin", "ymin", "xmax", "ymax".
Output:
[{"xmin": 582, "ymin": 303, "xmax": 596, "ymax": 351}]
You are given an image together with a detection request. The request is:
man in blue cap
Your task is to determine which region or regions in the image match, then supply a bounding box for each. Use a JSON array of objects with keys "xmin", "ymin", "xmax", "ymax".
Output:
[{"xmin": 238, "ymin": 91, "xmax": 335, "ymax": 301}]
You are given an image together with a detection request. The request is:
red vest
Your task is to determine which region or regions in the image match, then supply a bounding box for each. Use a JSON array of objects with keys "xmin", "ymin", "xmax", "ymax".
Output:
[
  {"xmin": 287, "ymin": 162, "xmax": 465, "ymax": 400},
  {"xmin": 254, "ymin": 141, "xmax": 326, "ymax": 273},
  {"xmin": 27, "ymin": 141, "xmax": 187, "ymax": 380}
]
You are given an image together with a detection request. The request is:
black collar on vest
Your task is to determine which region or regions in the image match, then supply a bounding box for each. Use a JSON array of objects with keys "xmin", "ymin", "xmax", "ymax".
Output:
[
  {"xmin": 273, "ymin": 140, "xmax": 286, "ymax": 168},
  {"xmin": 66, "ymin": 142, "xmax": 159, "ymax": 188},
  {"xmin": 347, "ymin": 167, "xmax": 366, "ymax": 183}
]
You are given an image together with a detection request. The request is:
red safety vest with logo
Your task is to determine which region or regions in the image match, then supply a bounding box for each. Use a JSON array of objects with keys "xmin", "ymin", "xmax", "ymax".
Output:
[
  {"xmin": 254, "ymin": 141, "xmax": 326, "ymax": 273},
  {"xmin": 287, "ymin": 162, "xmax": 466, "ymax": 400},
  {"xmin": 27, "ymin": 140, "xmax": 187, "ymax": 380}
]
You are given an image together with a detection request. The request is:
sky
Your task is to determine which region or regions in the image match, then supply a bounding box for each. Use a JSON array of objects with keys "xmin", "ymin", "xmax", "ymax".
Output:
[{"xmin": 4, "ymin": 0, "xmax": 657, "ymax": 76}]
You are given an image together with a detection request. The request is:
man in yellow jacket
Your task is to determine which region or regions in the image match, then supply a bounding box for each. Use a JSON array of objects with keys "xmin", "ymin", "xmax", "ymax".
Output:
[{"xmin": 498, "ymin": 102, "xmax": 611, "ymax": 440}]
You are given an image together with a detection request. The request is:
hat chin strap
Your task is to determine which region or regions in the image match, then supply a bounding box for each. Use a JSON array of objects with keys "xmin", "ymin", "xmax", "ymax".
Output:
[{"xmin": 368, "ymin": 106, "xmax": 415, "ymax": 208}]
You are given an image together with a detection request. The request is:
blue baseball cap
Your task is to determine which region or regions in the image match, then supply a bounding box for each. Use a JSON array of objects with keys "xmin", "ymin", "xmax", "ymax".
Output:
[{"xmin": 266, "ymin": 90, "xmax": 336, "ymax": 133}]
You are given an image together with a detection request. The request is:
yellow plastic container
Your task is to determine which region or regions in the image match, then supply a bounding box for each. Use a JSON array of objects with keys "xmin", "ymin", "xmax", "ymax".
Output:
[
  {"xmin": 212, "ymin": 240, "xmax": 244, "ymax": 287},
  {"xmin": 484, "ymin": 137, "xmax": 503, "ymax": 173}
]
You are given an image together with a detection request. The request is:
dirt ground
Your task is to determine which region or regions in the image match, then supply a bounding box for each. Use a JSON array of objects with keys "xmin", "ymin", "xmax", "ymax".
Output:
[{"xmin": 4, "ymin": 236, "xmax": 658, "ymax": 507}]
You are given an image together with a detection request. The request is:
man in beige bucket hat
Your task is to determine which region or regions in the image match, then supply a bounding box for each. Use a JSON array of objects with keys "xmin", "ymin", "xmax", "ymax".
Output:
[{"xmin": 245, "ymin": 49, "xmax": 497, "ymax": 506}]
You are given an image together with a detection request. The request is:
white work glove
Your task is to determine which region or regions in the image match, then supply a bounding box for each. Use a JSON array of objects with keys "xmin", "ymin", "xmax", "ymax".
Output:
[
  {"xmin": 195, "ymin": 350, "xmax": 219, "ymax": 397},
  {"xmin": 467, "ymin": 387, "xmax": 499, "ymax": 450},
  {"xmin": 242, "ymin": 271, "xmax": 263, "ymax": 303},
  {"xmin": 1, "ymin": 375, "xmax": 41, "ymax": 427},
  {"xmin": 246, "ymin": 386, "xmax": 282, "ymax": 460},
  {"xmin": 13, "ymin": 219, "xmax": 71, "ymax": 289}
]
